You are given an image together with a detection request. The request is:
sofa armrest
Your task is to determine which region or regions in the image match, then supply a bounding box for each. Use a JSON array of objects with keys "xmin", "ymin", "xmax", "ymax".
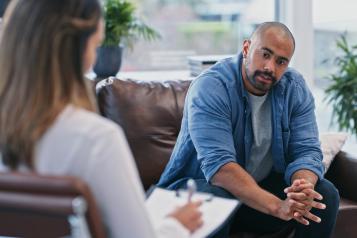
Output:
[{"xmin": 325, "ymin": 151, "xmax": 357, "ymax": 202}]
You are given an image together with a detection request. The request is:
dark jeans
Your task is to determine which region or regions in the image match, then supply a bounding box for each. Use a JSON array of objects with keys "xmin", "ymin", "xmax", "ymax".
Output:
[{"xmin": 173, "ymin": 172, "xmax": 339, "ymax": 238}]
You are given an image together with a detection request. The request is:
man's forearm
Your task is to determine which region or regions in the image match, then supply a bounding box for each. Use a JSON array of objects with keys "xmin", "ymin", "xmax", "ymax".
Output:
[{"xmin": 211, "ymin": 162, "xmax": 281, "ymax": 215}]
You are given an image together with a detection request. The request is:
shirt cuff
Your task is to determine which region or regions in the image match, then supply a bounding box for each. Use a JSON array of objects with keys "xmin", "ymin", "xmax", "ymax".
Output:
[{"xmin": 284, "ymin": 162, "xmax": 324, "ymax": 185}]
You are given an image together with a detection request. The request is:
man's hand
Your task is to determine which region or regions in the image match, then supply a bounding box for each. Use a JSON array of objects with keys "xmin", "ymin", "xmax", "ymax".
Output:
[
  {"xmin": 284, "ymin": 179, "xmax": 326, "ymax": 225},
  {"xmin": 275, "ymin": 197, "xmax": 306, "ymax": 221}
]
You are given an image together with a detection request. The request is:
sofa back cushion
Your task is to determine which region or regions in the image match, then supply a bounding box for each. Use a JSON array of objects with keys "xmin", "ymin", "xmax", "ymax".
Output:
[{"xmin": 96, "ymin": 78, "xmax": 191, "ymax": 189}]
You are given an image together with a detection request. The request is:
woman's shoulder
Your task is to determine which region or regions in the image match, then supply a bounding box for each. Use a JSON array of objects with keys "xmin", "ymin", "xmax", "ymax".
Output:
[
  {"xmin": 52, "ymin": 104, "xmax": 123, "ymax": 141},
  {"xmin": 36, "ymin": 104, "xmax": 127, "ymax": 172}
]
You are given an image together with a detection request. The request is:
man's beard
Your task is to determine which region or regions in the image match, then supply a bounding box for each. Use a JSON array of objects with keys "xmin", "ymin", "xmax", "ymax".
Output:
[{"xmin": 246, "ymin": 69, "xmax": 278, "ymax": 92}]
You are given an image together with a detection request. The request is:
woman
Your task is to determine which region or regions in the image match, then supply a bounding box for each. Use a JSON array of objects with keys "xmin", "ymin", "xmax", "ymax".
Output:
[{"xmin": 0, "ymin": 0, "xmax": 202, "ymax": 237}]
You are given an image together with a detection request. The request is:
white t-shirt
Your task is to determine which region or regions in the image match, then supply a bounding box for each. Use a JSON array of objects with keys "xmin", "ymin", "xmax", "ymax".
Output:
[{"xmin": 3, "ymin": 105, "xmax": 190, "ymax": 238}]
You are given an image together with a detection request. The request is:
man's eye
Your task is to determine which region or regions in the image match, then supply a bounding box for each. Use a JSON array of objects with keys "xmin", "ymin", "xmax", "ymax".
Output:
[
  {"xmin": 277, "ymin": 59, "xmax": 287, "ymax": 66},
  {"xmin": 263, "ymin": 52, "xmax": 270, "ymax": 59}
]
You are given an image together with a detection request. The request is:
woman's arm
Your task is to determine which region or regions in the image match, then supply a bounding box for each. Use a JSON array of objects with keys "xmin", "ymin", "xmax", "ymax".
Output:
[{"xmin": 85, "ymin": 126, "xmax": 194, "ymax": 238}]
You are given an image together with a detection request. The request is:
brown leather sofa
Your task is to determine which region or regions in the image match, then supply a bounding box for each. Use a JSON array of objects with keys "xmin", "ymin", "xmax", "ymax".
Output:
[{"xmin": 96, "ymin": 77, "xmax": 357, "ymax": 238}]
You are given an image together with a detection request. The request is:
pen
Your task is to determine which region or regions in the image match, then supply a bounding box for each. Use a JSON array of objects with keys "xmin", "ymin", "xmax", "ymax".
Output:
[{"xmin": 186, "ymin": 179, "xmax": 197, "ymax": 202}]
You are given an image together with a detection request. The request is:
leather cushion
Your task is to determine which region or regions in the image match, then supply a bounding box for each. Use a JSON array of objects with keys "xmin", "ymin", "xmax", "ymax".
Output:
[{"xmin": 96, "ymin": 78, "xmax": 191, "ymax": 189}]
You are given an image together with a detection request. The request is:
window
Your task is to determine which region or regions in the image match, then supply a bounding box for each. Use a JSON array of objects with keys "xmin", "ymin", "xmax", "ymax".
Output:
[
  {"xmin": 313, "ymin": 0, "xmax": 357, "ymax": 88},
  {"xmin": 312, "ymin": 0, "xmax": 357, "ymax": 152},
  {"xmin": 122, "ymin": 0, "xmax": 275, "ymax": 71}
]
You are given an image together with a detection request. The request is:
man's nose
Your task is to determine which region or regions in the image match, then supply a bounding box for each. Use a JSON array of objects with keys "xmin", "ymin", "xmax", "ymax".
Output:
[{"xmin": 263, "ymin": 59, "xmax": 275, "ymax": 73}]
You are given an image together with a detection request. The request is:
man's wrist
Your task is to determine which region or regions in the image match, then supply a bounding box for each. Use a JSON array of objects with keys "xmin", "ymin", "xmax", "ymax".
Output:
[
  {"xmin": 266, "ymin": 196, "xmax": 283, "ymax": 216},
  {"xmin": 291, "ymin": 169, "xmax": 318, "ymax": 186}
]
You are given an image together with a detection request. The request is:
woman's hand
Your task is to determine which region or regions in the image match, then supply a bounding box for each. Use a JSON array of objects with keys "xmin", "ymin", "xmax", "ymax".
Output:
[{"xmin": 169, "ymin": 200, "xmax": 203, "ymax": 233}]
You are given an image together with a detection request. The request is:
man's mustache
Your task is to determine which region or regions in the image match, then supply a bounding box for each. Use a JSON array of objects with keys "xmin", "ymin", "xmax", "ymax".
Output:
[{"xmin": 253, "ymin": 70, "xmax": 277, "ymax": 83}]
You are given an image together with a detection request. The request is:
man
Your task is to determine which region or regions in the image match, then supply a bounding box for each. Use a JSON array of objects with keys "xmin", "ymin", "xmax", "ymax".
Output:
[{"xmin": 158, "ymin": 22, "xmax": 339, "ymax": 237}]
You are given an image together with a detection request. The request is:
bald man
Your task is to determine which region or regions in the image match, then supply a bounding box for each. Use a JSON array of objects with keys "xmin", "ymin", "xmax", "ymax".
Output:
[{"xmin": 158, "ymin": 22, "xmax": 339, "ymax": 238}]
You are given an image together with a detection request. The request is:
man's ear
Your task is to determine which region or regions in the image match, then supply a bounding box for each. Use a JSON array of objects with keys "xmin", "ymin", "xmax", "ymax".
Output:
[{"xmin": 242, "ymin": 40, "xmax": 251, "ymax": 58}]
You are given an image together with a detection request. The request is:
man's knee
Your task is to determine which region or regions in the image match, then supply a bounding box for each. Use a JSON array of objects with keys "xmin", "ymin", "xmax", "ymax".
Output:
[
  {"xmin": 316, "ymin": 179, "xmax": 339, "ymax": 208},
  {"xmin": 314, "ymin": 178, "xmax": 340, "ymax": 222}
]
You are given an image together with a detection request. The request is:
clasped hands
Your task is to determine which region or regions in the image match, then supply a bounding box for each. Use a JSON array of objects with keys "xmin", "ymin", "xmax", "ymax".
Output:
[{"xmin": 278, "ymin": 179, "xmax": 326, "ymax": 225}]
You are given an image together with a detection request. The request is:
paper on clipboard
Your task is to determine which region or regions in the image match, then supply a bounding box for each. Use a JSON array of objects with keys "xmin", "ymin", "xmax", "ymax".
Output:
[{"xmin": 145, "ymin": 187, "xmax": 239, "ymax": 238}]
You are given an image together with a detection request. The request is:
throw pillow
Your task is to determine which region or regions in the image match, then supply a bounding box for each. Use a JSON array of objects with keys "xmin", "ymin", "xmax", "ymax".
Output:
[{"xmin": 320, "ymin": 132, "xmax": 349, "ymax": 173}]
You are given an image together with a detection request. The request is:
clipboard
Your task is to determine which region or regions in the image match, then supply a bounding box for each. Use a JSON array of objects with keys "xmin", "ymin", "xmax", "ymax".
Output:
[{"xmin": 145, "ymin": 187, "xmax": 240, "ymax": 238}]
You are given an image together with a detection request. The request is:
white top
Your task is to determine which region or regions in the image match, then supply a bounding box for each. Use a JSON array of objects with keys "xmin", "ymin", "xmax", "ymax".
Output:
[{"xmin": 1, "ymin": 105, "xmax": 189, "ymax": 238}]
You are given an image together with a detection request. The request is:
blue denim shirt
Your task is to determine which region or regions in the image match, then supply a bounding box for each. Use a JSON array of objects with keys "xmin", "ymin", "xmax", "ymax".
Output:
[{"xmin": 158, "ymin": 53, "xmax": 324, "ymax": 188}]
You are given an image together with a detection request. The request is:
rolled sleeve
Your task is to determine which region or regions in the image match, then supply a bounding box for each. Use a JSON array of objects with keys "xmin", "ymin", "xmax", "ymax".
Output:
[
  {"xmin": 201, "ymin": 155, "xmax": 237, "ymax": 182},
  {"xmin": 284, "ymin": 78, "xmax": 324, "ymax": 185},
  {"xmin": 285, "ymin": 157, "xmax": 324, "ymax": 185},
  {"xmin": 187, "ymin": 74, "xmax": 237, "ymax": 182}
]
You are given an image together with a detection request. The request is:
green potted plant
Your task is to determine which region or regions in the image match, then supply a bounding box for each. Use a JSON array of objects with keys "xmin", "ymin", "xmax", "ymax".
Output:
[
  {"xmin": 94, "ymin": 0, "xmax": 160, "ymax": 78},
  {"xmin": 325, "ymin": 34, "xmax": 357, "ymax": 136}
]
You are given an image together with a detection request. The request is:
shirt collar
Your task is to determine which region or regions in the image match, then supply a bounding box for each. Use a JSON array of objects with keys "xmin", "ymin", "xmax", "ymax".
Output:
[{"xmin": 237, "ymin": 52, "xmax": 250, "ymax": 101}]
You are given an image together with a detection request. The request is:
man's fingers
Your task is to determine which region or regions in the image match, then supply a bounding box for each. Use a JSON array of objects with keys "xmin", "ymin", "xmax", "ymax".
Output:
[
  {"xmin": 293, "ymin": 212, "xmax": 310, "ymax": 225},
  {"xmin": 292, "ymin": 179, "xmax": 302, "ymax": 186},
  {"xmin": 310, "ymin": 200, "xmax": 326, "ymax": 210},
  {"xmin": 288, "ymin": 197, "xmax": 326, "ymax": 211},
  {"xmin": 289, "ymin": 199, "xmax": 307, "ymax": 210},
  {"xmin": 303, "ymin": 188, "xmax": 323, "ymax": 200},
  {"xmin": 293, "ymin": 208, "xmax": 323, "ymax": 224},
  {"xmin": 287, "ymin": 192, "xmax": 307, "ymax": 200},
  {"xmin": 284, "ymin": 183, "xmax": 314, "ymax": 193},
  {"xmin": 302, "ymin": 211, "xmax": 322, "ymax": 223},
  {"xmin": 287, "ymin": 189, "xmax": 323, "ymax": 201}
]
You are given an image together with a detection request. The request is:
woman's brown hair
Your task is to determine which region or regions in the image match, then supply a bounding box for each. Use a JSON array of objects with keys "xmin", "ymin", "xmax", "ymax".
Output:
[{"xmin": 0, "ymin": 0, "xmax": 102, "ymax": 169}]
